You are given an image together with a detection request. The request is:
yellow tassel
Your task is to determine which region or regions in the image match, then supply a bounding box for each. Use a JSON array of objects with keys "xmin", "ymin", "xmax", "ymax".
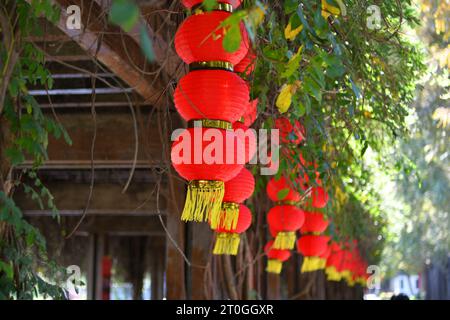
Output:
[
  {"xmin": 325, "ymin": 266, "xmax": 342, "ymax": 281},
  {"xmin": 301, "ymin": 256, "xmax": 327, "ymax": 273},
  {"xmin": 266, "ymin": 259, "xmax": 283, "ymax": 274},
  {"xmin": 213, "ymin": 233, "xmax": 240, "ymax": 255},
  {"xmin": 181, "ymin": 180, "xmax": 224, "ymax": 223},
  {"xmin": 273, "ymin": 231, "xmax": 296, "ymax": 250},
  {"xmin": 341, "ymin": 270, "xmax": 353, "ymax": 284},
  {"xmin": 210, "ymin": 202, "xmax": 239, "ymax": 230}
]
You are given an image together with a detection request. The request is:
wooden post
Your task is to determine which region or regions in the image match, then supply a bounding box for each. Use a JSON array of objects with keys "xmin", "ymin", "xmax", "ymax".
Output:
[{"xmin": 87, "ymin": 233, "xmax": 104, "ymax": 300}]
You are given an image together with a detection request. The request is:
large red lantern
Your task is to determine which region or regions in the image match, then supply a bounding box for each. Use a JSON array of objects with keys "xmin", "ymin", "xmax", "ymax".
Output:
[
  {"xmin": 175, "ymin": 11, "xmax": 248, "ymax": 66},
  {"xmin": 297, "ymin": 235, "xmax": 330, "ymax": 272},
  {"xmin": 213, "ymin": 204, "xmax": 252, "ymax": 255},
  {"xmin": 311, "ymin": 186, "xmax": 329, "ymax": 208},
  {"xmin": 174, "ymin": 70, "xmax": 249, "ymax": 123},
  {"xmin": 267, "ymin": 205, "xmax": 305, "ymax": 249},
  {"xmin": 171, "ymin": 127, "xmax": 244, "ymax": 223},
  {"xmin": 300, "ymin": 211, "xmax": 329, "ymax": 233},
  {"xmin": 211, "ymin": 167, "xmax": 254, "ymax": 229},
  {"xmin": 233, "ymin": 122, "xmax": 257, "ymax": 164},
  {"xmin": 264, "ymin": 241, "xmax": 291, "ymax": 274},
  {"xmin": 266, "ymin": 176, "xmax": 301, "ymax": 203},
  {"xmin": 274, "ymin": 117, "xmax": 306, "ymax": 145},
  {"xmin": 181, "ymin": 0, "xmax": 242, "ymax": 9}
]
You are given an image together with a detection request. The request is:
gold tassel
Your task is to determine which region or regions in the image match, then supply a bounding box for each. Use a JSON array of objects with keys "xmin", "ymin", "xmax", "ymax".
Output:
[
  {"xmin": 213, "ymin": 233, "xmax": 241, "ymax": 255},
  {"xmin": 210, "ymin": 202, "xmax": 239, "ymax": 230},
  {"xmin": 181, "ymin": 180, "xmax": 224, "ymax": 223},
  {"xmin": 301, "ymin": 256, "xmax": 327, "ymax": 273},
  {"xmin": 266, "ymin": 259, "xmax": 283, "ymax": 274},
  {"xmin": 273, "ymin": 231, "xmax": 296, "ymax": 250},
  {"xmin": 325, "ymin": 266, "xmax": 342, "ymax": 281}
]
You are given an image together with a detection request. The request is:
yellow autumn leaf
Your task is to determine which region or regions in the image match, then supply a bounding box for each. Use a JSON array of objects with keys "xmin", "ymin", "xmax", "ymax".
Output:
[
  {"xmin": 276, "ymin": 81, "xmax": 301, "ymax": 114},
  {"xmin": 321, "ymin": 0, "xmax": 341, "ymax": 20},
  {"xmin": 284, "ymin": 22, "xmax": 303, "ymax": 41}
]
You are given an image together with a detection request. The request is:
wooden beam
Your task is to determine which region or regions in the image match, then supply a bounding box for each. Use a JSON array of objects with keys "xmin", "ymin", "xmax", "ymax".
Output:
[{"xmin": 46, "ymin": 0, "xmax": 165, "ymax": 106}]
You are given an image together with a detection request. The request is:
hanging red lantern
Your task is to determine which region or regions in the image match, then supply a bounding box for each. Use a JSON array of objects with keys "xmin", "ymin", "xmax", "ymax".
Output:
[
  {"xmin": 171, "ymin": 127, "xmax": 244, "ymax": 223},
  {"xmin": 211, "ymin": 167, "xmax": 254, "ymax": 229},
  {"xmin": 266, "ymin": 176, "xmax": 301, "ymax": 203},
  {"xmin": 264, "ymin": 240, "xmax": 291, "ymax": 274},
  {"xmin": 242, "ymin": 99, "xmax": 258, "ymax": 127},
  {"xmin": 175, "ymin": 11, "xmax": 248, "ymax": 65},
  {"xmin": 234, "ymin": 47, "xmax": 256, "ymax": 75},
  {"xmin": 267, "ymin": 205, "xmax": 305, "ymax": 249},
  {"xmin": 300, "ymin": 211, "xmax": 329, "ymax": 234},
  {"xmin": 325, "ymin": 242, "xmax": 345, "ymax": 281},
  {"xmin": 181, "ymin": 0, "xmax": 242, "ymax": 9},
  {"xmin": 213, "ymin": 204, "xmax": 252, "ymax": 255},
  {"xmin": 174, "ymin": 70, "xmax": 249, "ymax": 123},
  {"xmin": 232, "ymin": 122, "xmax": 257, "ymax": 164},
  {"xmin": 274, "ymin": 117, "xmax": 306, "ymax": 145},
  {"xmin": 297, "ymin": 235, "xmax": 330, "ymax": 272},
  {"xmin": 311, "ymin": 186, "xmax": 329, "ymax": 208}
]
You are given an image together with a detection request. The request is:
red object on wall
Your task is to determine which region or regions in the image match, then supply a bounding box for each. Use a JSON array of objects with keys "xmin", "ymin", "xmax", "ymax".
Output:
[
  {"xmin": 300, "ymin": 211, "xmax": 329, "ymax": 233},
  {"xmin": 181, "ymin": 0, "xmax": 242, "ymax": 9},
  {"xmin": 266, "ymin": 176, "xmax": 301, "ymax": 202},
  {"xmin": 174, "ymin": 70, "xmax": 249, "ymax": 123},
  {"xmin": 175, "ymin": 11, "xmax": 248, "ymax": 65}
]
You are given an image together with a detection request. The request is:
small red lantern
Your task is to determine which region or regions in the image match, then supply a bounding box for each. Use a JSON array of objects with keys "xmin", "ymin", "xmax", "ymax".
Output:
[
  {"xmin": 234, "ymin": 47, "xmax": 256, "ymax": 75},
  {"xmin": 171, "ymin": 127, "xmax": 244, "ymax": 223},
  {"xmin": 325, "ymin": 242, "xmax": 345, "ymax": 281},
  {"xmin": 211, "ymin": 167, "xmax": 254, "ymax": 229},
  {"xmin": 175, "ymin": 11, "xmax": 248, "ymax": 65},
  {"xmin": 264, "ymin": 240, "xmax": 291, "ymax": 274},
  {"xmin": 232, "ymin": 122, "xmax": 257, "ymax": 164},
  {"xmin": 300, "ymin": 211, "xmax": 329, "ymax": 233},
  {"xmin": 242, "ymin": 99, "xmax": 258, "ymax": 127},
  {"xmin": 274, "ymin": 118, "xmax": 306, "ymax": 145},
  {"xmin": 174, "ymin": 70, "xmax": 249, "ymax": 123},
  {"xmin": 267, "ymin": 205, "xmax": 305, "ymax": 249},
  {"xmin": 297, "ymin": 235, "xmax": 330, "ymax": 272},
  {"xmin": 213, "ymin": 204, "xmax": 252, "ymax": 255},
  {"xmin": 266, "ymin": 176, "xmax": 301, "ymax": 203},
  {"xmin": 181, "ymin": 0, "xmax": 242, "ymax": 9},
  {"xmin": 311, "ymin": 186, "xmax": 329, "ymax": 208}
]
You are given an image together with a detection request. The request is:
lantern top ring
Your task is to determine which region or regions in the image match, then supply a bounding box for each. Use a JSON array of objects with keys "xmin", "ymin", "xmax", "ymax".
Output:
[
  {"xmin": 188, "ymin": 119, "xmax": 232, "ymax": 130},
  {"xmin": 190, "ymin": 180, "xmax": 225, "ymax": 190},
  {"xmin": 222, "ymin": 202, "xmax": 240, "ymax": 210},
  {"xmin": 189, "ymin": 61, "xmax": 234, "ymax": 72},
  {"xmin": 192, "ymin": 3, "xmax": 233, "ymax": 14},
  {"xmin": 274, "ymin": 200, "xmax": 299, "ymax": 206}
]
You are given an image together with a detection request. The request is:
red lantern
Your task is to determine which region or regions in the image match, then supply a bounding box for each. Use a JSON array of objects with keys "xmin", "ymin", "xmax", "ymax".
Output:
[
  {"xmin": 267, "ymin": 205, "xmax": 305, "ymax": 249},
  {"xmin": 311, "ymin": 186, "xmax": 329, "ymax": 208},
  {"xmin": 266, "ymin": 176, "xmax": 301, "ymax": 202},
  {"xmin": 274, "ymin": 118, "xmax": 306, "ymax": 145},
  {"xmin": 325, "ymin": 242, "xmax": 345, "ymax": 281},
  {"xmin": 233, "ymin": 121, "xmax": 257, "ymax": 164},
  {"xmin": 211, "ymin": 167, "xmax": 254, "ymax": 229},
  {"xmin": 234, "ymin": 47, "xmax": 256, "ymax": 75},
  {"xmin": 171, "ymin": 127, "xmax": 244, "ymax": 223},
  {"xmin": 213, "ymin": 204, "xmax": 252, "ymax": 255},
  {"xmin": 242, "ymin": 99, "xmax": 258, "ymax": 127},
  {"xmin": 181, "ymin": 0, "xmax": 242, "ymax": 9},
  {"xmin": 297, "ymin": 235, "xmax": 330, "ymax": 272},
  {"xmin": 175, "ymin": 11, "xmax": 248, "ymax": 65},
  {"xmin": 264, "ymin": 240, "xmax": 291, "ymax": 274},
  {"xmin": 174, "ymin": 70, "xmax": 249, "ymax": 123},
  {"xmin": 300, "ymin": 211, "xmax": 329, "ymax": 233}
]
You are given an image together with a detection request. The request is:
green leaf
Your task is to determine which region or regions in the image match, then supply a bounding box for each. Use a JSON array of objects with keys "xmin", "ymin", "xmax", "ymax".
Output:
[
  {"xmin": 223, "ymin": 22, "xmax": 241, "ymax": 53},
  {"xmin": 139, "ymin": 25, "xmax": 155, "ymax": 62},
  {"xmin": 203, "ymin": 0, "xmax": 218, "ymax": 11},
  {"xmin": 109, "ymin": 0, "xmax": 139, "ymax": 32},
  {"xmin": 5, "ymin": 147, "xmax": 25, "ymax": 166},
  {"xmin": 277, "ymin": 188, "xmax": 290, "ymax": 200}
]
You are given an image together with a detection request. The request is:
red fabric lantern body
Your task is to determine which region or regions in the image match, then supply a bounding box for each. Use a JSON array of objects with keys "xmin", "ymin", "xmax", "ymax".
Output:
[
  {"xmin": 297, "ymin": 235, "xmax": 330, "ymax": 272},
  {"xmin": 242, "ymin": 99, "xmax": 258, "ymax": 127},
  {"xmin": 211, "ymin": 167, "xmax": 255, "ymax": 230},
  {"xmin": 233, "ymin": 122, "xmax": 257, "ymax": 164},
  {"xmin": 175, "ymin": 11, "xmax": 248, "ymax": 65},
  {"xmin": 174, "ymin": 70, "xmax": 249, "ymax": 123},
  {"xmin": 267, "ymin": 205, "xmax": 305, "ymax": 249},
  {"xmin": 171, "ymin": 127, "xmax": 244, "ymax": 223},
  {"xmin": 274, "ymin": 117, "xmax": 306, "ymax": 145},
  {"xmin": 300, "ymin": 211, "xmax": 329, "ymax": 233},
  {"xmin": 234, "ymin": 47, "xmax": 256, "ymax": 75},
  {"xmin": 311, "ymin": 186, "xmax": 329, "ymax": 208},
  {"xmin": 264, "ymin": 240, "xmax": 291, "ymax": 274},
  {"xmin": 181, "ymin": 0, "xmax": 242, "ymax": 9},
  {"xmin": 325, "ymin": 243, "xmax": 345, "ymax": 281},
  {"xmin": 266, "ymin": 176, "xmax": 301, "ymax": 202},
  {"xmin": 213, "ymin": 204, "xmax": 252, "ymax": 255}
]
